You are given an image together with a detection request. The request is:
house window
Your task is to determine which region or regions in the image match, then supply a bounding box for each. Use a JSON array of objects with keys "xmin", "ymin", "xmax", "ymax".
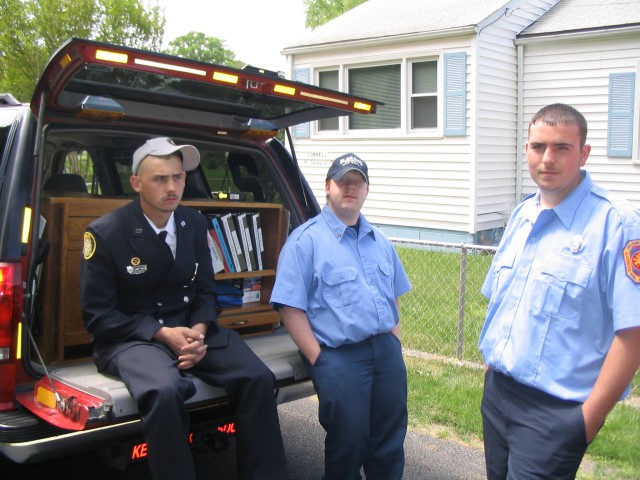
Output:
[
  {"xmin": 310, "ymin": 52, "xmax": 465, "ymax": 135},
  {"xmin": 411, "ymin": 61, "xmax": 438, "ymax": 129},
  {"xmin": 319, "ymin": 70, "xmax": 339, "ymax": 131},
  {"xmin": 348, "ymin": 64, "xmax": 401, "ymax": 130}
]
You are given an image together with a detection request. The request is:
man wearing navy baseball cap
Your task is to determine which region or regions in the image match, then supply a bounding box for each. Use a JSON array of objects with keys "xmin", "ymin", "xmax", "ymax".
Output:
[
  {"xmin": 272, "ymin": 153, "xmax": 411, "ymax": 479},
  {"xmin": 326, "ymin": 152, "xmax": 370, "ymax": 184}
]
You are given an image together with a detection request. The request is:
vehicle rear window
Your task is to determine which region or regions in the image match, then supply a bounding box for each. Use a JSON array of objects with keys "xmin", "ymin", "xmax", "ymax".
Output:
[
  {"xmin": 42, "ymin": 132, "xmax": 283, "ymax": 205},
  {"xmin": 111, "ymin": 146, "xmax": 282, "ymax": 204}
]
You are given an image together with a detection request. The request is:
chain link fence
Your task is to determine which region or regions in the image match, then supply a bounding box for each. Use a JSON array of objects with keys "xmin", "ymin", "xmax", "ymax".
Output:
[{"xmin": 393, "ymin": 239, "xmax": 496, "ymax": 365}]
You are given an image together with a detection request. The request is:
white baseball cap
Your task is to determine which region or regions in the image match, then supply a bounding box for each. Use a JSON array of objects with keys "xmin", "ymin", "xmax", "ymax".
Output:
[{"xmin": 132, "ymin": 137, "xmax": 200, "ymax": 174}]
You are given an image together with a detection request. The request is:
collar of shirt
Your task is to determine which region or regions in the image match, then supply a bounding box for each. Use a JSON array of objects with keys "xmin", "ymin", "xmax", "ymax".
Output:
[
  {"xmin": 144, "ymin": 212, "xmax": 176, "ymax": 238},
  {"xmin": 321, "ymin": 205, "xmax": 373, "ymax": 241},
  {"xmin": 526, "ymin": 170, "xmax": 591, "ymax": 228},
  {"xmin": 144, "ymin": 212, "xmax": 177, "ymax": 258},
  {"xmin": 553, "ymin": 170, "xmax": 591, "ymax": 229}
]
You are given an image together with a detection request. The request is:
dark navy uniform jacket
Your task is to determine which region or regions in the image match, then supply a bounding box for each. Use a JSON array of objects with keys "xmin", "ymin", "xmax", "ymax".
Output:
[{"xmin": 80, "ymin": 196, "xmax": 228, "ymax": 370}]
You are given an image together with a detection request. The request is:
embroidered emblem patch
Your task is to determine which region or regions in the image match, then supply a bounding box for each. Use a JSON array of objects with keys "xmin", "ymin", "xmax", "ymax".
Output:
[
  {"xmin": 83, "ymin": 232, "xmax": 96, "ymax": 260},
  {"xmin": 623, "ymin": 239, "xmax": 640, "ymax": 283}
]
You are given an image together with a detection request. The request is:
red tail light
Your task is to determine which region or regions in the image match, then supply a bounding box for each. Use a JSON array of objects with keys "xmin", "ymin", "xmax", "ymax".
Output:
[{"xmin": 0, "ymin": 264, "xmax": 14, "ymax": 360}]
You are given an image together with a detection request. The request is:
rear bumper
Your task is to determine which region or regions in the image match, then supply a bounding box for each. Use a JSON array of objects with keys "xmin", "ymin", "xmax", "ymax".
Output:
[
  {"xmin": 0, "ymin": 378, "xmax": 313, "ymax": 464},
  {"xmin": 1, "ymin": 327, "xmax": 313, "ymax": 464},
  {"xmin": 0, "ymin": 409, "xmax": 143, "ymax": 464}
]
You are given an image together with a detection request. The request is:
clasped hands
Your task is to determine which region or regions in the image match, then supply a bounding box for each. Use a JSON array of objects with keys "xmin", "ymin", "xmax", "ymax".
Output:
[{"xmin": 154, "ymin": 325, "xmax": 208, "ymax": 369}]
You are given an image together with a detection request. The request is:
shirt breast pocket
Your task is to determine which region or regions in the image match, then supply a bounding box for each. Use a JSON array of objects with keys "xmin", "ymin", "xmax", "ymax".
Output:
[
  {"xmin": 377, "ymin": 261, "xmax": 393, "ymax": 291},
  {"xmin": 490, "ymin": 251, "xmax": 516, "ymax": 301},
  {"xmin": 537, "ymin": 257, "xmax": 592, "ymax": 318},
  {"xmin": 321, "ymin": 267, "xmax": 361, "ymax": 307}
]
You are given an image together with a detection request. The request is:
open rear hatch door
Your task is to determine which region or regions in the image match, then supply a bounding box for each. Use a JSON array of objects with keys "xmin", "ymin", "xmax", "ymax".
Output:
[
  {"xmin": 29, "ymin": 37, "xmax": 382, "ymax": 134},
  {"xmin": 19, "ymin": 38, "xmax": 381, "ymax": 432}
]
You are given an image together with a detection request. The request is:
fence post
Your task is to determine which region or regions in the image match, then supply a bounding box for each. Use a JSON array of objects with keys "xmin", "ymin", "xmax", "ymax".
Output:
[{"xmin": 456, "ymin": 245, "xmax": 468, "ymax": 360}]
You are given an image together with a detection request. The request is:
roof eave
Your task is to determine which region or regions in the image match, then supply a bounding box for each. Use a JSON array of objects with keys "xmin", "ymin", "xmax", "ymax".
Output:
[
  {"xmin": 282, "ymin": 25, "xmax": 478, "ymax": 56},
  {"xmin": 515, "ymin": 23, "xmax": 640, "ymax": 44}
]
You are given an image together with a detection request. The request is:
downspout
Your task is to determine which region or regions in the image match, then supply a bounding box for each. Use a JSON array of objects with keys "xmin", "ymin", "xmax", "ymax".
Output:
[
  {"xmin": 470, "ymin": 31, "xmax": 479, "ymax": 238},
  {"xmin": 516, "ymin": 43, "xmax": 524, "ymax": 202}
]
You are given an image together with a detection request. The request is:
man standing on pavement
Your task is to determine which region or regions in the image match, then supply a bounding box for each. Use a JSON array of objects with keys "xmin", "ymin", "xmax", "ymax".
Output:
[
  {"xmin": 271, "ymin": 153, "xmax": 412, "ymax": 480},
  {"xmin": 479, "ymin": 104, "xmax": 640, "ymax": 479},
  {"xmin": 80, "ymin": 137, "xmax": 288, "ymax": 480}
]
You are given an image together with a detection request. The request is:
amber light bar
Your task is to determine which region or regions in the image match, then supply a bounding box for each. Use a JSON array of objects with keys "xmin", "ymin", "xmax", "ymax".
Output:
[
  {"xmin": 212, "ymin": 71, "xmax": 239, "ymax": 85},
  {"xmin": 273, "ymin": 84, "xmax": 296, "ymax": 96},
  {"xmin": 91, "ymin": 46, "xmax": 377, "ymax": 114},
  {"xmin": 95, "ymin": 49, "xmax": 128, "ymax": 64},
  {"xmin": 21, "ymin": 207, "xmax": 31, "ymax": 244},
  {"xmin": 354, "ymin": 102, "xmax": 372, "ymax": 112}
]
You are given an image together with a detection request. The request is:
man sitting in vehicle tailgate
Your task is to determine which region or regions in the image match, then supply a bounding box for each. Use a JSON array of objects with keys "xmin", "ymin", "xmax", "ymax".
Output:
[{"xmin": 79, "ymin": 137, "xmax": 288, "ymax": 480}]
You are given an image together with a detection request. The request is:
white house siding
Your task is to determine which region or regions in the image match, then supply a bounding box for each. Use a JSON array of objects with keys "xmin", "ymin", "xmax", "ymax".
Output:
[
  {"xmin": 287, "ymin": 0, "xmax": 562, "ymax": 243},
  {"xmin": 519, "ymin": 32, "xmax": 640, "ymax": 207},
  {"xmin": 289, "ymin": 36, "xmax": 478, "ymax": 242},
  {"xmin": 473, "ymin": 0, "xmax": 558, "ymax": 240}
]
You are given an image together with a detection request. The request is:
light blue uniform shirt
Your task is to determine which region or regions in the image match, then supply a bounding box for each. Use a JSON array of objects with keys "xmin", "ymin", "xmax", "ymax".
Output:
[
  {"xmin": 271, "ymin": 206, "xmax": 411, "ymax": 348},
  {"xmin": 479, "ymin": 171, "xmax": 640, "ymax": 402}
]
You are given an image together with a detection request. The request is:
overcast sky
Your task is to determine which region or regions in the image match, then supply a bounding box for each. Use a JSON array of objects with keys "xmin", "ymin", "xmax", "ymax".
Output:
[{"xmin": 158, "ymin": 0, "xmax": 310, "ymax": 72}]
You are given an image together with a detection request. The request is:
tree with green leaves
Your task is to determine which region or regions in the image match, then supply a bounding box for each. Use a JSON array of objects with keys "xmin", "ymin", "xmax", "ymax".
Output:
[
  {"xmin": 0, "ymin": 0, "xmax": 165, "ymax": 102},
  {"xmin": 304, "ymin": 0, "xmax": 368, "ymax": 29},
  {"xmin": 164, "ymin": 31, "xmax": 242, "ymax": 68}
]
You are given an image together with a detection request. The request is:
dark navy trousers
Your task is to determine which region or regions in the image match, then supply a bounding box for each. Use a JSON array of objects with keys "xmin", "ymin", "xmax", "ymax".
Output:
[
  {"xmin": 481, "ymin": 369, "xmax": 589, "ymax": 480},
  {"xmin": 104, "ymin": 329, "xmax": 287, "ymax": 480},
  {"xmin": 305, "ymin": 332, "xmax": 407, "ymax": 480}
]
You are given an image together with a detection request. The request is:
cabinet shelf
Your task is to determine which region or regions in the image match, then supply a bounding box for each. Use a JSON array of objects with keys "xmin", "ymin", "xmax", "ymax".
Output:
[
  {"xmin": 216, "ymin": 269, "xmax": 275, "ymax": 281},
  {"xmin": 218, "ymin": 302, "xmax": 280, "ymax": 332},
  {"xmin": 40, "ymin": 196, "xmax": 287, "ymax": 361}
]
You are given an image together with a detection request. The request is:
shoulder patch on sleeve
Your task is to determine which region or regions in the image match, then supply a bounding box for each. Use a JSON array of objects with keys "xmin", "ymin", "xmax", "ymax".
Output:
[
  {"xmin": 623, "ymin": 239, "xmax": 640, "ymax": 283},
  {"xmin": 83, "ymin": 232, "xmax": 96, "ymax": 260}
]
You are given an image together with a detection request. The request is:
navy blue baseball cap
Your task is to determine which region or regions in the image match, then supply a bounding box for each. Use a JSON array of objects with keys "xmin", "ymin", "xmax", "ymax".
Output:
[{"xmin": 326, "ymin": 153, "xmax": 369, "ymax": 184}]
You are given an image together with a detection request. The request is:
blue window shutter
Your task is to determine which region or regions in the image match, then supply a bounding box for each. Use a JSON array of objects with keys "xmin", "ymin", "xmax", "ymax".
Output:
[
  {"xmin": 608, "ymin": 72, "xmax": 635, "ymax": 157},
  {"xmin": 444, "ymin": 52, "xmax": 467, "ymax": 136},
  {"xmin": 292, "ymin": 67, "xmax": 311, "ymax": 138}
]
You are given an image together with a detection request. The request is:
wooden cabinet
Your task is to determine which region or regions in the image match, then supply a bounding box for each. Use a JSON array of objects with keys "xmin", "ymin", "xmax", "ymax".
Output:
[
  {"xmin": 185, "ymin": 200, "xmax": 286, "ymax": 335},
  {"xmin": 39, "ymin": 196, "xmax": 286, "ymax": 362}
]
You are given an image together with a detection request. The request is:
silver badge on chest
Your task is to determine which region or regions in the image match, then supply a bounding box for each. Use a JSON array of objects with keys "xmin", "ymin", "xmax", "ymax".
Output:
[
  {"xmin": 569, "ymin": 235, "xmax": 584, "ymax": 254},
  {"xmin": 127, "ymin": 257, "xmax": 147, "ymax": 274}
]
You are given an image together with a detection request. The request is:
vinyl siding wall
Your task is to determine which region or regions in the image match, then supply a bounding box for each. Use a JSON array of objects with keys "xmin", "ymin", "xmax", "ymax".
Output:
[
  {"xmin": 286, "ymin": 0, "xmax": 566, "ymax": 242},
  {"xmin": 289, "ymin": 36, "xmax": 476, "ymax": 241},
  {"xmin": 520, "ymin": 32, "xmax": 640, "ymax": 207},
  {"xmin": 474, "ymin": 0, "xmax": 558, "ymax": 235}
]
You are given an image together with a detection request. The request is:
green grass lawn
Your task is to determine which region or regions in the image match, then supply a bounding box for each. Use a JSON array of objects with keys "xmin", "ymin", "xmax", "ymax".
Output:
[
  {"xmin": 397, "ymin": 245, "xmax": 492, "ymax": 363},
  {"xmin": 406, "ymin": 356, "xmax": 484, "ymax": 445},
  {"xmin": 406, "ymin": 356, "xmax": 640, "ymax": 478}
]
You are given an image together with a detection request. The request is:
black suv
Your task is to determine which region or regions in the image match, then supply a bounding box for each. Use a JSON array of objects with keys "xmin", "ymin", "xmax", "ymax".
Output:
[{"xmin": 0, "ymin": 38, "xmax": 379, "ymax": 467}]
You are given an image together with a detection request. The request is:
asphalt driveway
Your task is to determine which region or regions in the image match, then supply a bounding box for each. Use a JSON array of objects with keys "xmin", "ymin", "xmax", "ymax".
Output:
[{"xmin": 1, "ymin": 396, "xmax": 487, "ymax": 479}]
